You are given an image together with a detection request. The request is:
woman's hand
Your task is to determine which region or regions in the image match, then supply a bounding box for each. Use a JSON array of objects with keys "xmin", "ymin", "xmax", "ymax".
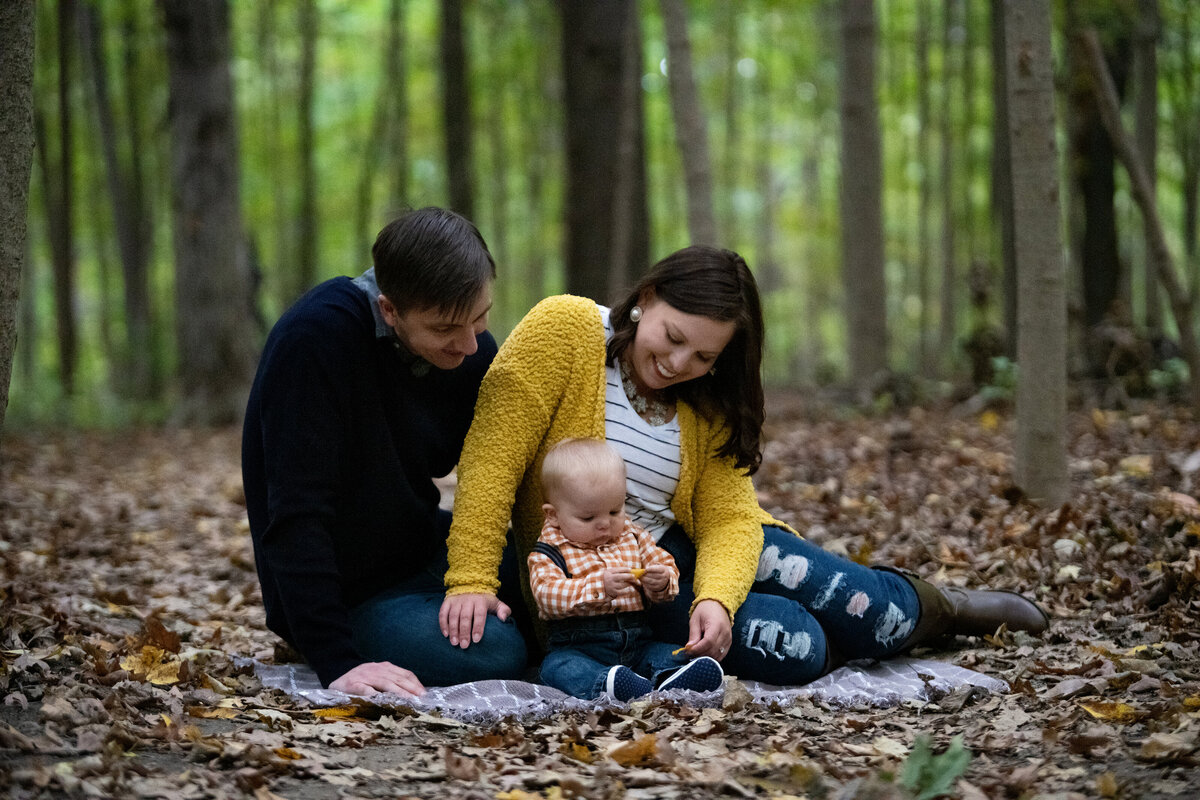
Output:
[
  {"xmin": 329, "ymin": 662, "xmax": 425, "ymax": 697},
  {"xmin": 685, "ymin": 599, "xmax": 732, "ymax": 661},
  {"xmin": 438, "ymin": 593, "xmax": 512, "ymax": 649}
]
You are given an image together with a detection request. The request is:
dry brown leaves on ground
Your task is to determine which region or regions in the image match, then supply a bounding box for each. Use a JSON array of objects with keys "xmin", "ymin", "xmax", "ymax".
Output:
[{"xmin": 3, "ymin": 402, "xmax": 1200, "ymax": 799}]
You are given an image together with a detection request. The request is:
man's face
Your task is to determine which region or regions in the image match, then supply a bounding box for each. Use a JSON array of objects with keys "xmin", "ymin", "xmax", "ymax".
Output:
[{"xmin": 378, "ymin": 283, "xmax": 493, "ymax": 370}]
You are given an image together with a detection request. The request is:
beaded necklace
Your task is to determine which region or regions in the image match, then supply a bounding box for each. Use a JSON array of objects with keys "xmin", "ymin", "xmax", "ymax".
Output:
[{"xmin": 618, "ymin": 357, "xmax": 673, "ymax": 426}]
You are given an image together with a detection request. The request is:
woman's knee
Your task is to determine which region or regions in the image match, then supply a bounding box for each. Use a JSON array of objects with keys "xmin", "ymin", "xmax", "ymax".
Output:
[{"xmin": 726, "ymin": 593, "xmax": 827, "ymax": 685}]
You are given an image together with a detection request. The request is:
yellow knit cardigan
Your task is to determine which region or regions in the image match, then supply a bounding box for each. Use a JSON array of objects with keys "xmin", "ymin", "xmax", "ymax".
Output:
[{"xmin": 445, "ymin": 294, "xmax": 786, "ymax": 620}]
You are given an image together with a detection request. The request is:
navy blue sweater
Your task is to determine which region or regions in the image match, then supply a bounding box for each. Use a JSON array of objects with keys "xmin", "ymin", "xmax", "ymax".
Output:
[{"xmin": 242, "ymin": 274, "xmax": 497, "ymax": 686}]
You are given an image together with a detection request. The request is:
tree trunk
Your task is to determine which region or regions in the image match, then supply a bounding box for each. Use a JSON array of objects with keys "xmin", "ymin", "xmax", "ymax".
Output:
[
  {"xmin": 78, "ymin": 2, "xmax": 155, "ymax": 398},
  {"xmin": 938, "ymin": 0, "xmax": 959, "ymax": 371},
  {"xmin": 1167, "ymin": 2, "xmax": 1198, "ymax": 300},
  {"xmin": 356, "ymin": 0, "xmax": 408, "ymax": 244},
  {"xmin": 719, "ymin": 3, "xmax": 740, "ymax": 243},
  {"xmin": 0, "ymin": 0, "xmax": 36, "ymax": 437},
  {"xmin": 991, "ymin": 0, "xmax": 1017, "ymax": 357},
  {"xmin": 838, "ymin": 0, "xmax": 888, "ymax": 393},
  {"xmin": 440, "ymin": 0, "xmax": 475, "ymax": 220},
  {"xmin": 1135, "ymin": 0, "xmax": 1160, "ymax": 335},
  {"xmin": 387, "ymin": 0, "xmax": 411, "ymax": 212},
  {"xmin": 256, "ymin": 1, "xmax": 291, "ymax": 312},
  {"xmin": 296, "ymin": 0, "xmax": 318, "ymax": 298},
  {"xmin": 1007, "ymin": 0, "xmax": 1069, "ymax": 507},
  {"xmin": 41, "ymin": 0, "xmax": 79, "ymax": 397},
  {"xmin": 659, "ymin": 0, "xmax": 716, "ymax": 246},
  {"xmin": 916, "ymin": 0, "xmax": 933, "ymax": 375},
  {"xmin": 160, "ymin": 0, "xmax": 257, "ymax": 425},
  {"xmin": 1081, "ymin": 28, "xmax": 1200, "ymax": 409},
  {"xmin": 1065, "ymin": 5, "xmax": 1132, "ymax": 359},
  {"xmin": 561, "ymin": 0, "xmax": 649, "ymax": 303}
]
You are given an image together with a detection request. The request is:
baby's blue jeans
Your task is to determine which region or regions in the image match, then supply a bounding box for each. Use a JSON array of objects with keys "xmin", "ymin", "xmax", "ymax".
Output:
[{"xmin": 539, "ymin": 612, "xmax": 689, "ymax": 699}]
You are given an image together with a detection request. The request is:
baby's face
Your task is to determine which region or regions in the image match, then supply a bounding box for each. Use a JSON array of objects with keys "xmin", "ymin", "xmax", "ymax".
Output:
[{"xmin": 547, "ymin": 475, "xmax": 627, "ymax": 547}]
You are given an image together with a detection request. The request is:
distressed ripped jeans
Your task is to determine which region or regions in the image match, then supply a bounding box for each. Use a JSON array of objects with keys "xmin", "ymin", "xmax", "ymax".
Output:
[{"xmin": 646, "ymin": 525, "xmax": 920, "ymax": 686}]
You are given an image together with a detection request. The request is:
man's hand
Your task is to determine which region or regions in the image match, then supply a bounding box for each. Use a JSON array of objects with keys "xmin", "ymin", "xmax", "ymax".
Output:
[
  {"xmin": 438, "ymin": 593, "xmax": 511, "ymax": 649},
  {"xmin": 640, "ymin": 564, "xmax": 674, "ymax": 601},
  {"xmin": 683, "ymin": 599, "xmax": 732, "ymax": 661},
  {"xmin": 602, "ymin": 568, "xmax": 637, "ymax": 599},
  {"xmin": 328, "ymin": 662, "xmax": 425, "ymax": 697}
]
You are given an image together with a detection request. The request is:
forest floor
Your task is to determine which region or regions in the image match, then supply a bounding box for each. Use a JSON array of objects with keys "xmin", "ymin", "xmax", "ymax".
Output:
[{"xmin": 3, "ymin": 395, "xmax": 1200, "ymax": 799}]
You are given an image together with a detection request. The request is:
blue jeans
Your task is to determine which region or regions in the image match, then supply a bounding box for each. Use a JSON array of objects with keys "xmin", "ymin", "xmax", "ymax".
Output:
[
  {"xmin": 646, "ymin": 525, "xmax": 920, "ymax": 686},
  {"xmin": 348, "ymin": 514, "xmax": 529, "ymax": 687},
  {"xmin": 539, "ymin": 612, "xmax": 692, "ymax": 699}
]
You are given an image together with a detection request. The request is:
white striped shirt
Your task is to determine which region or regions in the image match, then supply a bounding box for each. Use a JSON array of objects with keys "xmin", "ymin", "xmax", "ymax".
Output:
[{"xmin": 600, "ymin": 306, "xmax": 681, "ymax": 542}]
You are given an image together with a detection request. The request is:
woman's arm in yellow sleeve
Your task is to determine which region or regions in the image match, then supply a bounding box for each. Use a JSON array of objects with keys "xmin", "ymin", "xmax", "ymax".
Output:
[
  {"xmin": 688, "ymin": 443, "xmax": 765, "ymax": 620},
  {"xmin": 445, "ymin": 297, "xmax": 594, "ymax": 595}
]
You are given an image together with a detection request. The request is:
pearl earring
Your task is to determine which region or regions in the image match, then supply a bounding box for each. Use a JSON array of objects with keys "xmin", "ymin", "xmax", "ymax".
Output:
[{"xmin": 630, "ymin": 306, "xmax": 642, "ymax": 323}]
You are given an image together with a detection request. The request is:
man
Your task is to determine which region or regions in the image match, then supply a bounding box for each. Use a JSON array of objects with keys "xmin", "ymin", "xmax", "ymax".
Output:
[{"xmin": 242, "ymin": 207, "xmax": 526, "ymax": 696}]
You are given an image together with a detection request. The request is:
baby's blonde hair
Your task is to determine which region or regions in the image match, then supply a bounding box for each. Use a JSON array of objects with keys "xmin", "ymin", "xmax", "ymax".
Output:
[{"xmin": 541, "ymin": 438, "xmax": 626, "ymax": 503}]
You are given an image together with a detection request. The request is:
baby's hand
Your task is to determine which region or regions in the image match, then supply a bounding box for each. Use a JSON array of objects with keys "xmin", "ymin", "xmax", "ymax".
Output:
[
  {"xmin": 602, "ymin": 568, "xmax": 637, "ymax": 598},
  {"xmin": 641, "ymin": 564, "xmax": 674, "ymax": 599}
]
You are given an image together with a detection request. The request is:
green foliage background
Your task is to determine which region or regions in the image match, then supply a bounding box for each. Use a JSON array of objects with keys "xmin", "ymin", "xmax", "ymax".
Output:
[{"xmin": 9, "ymin": 0, "xmax": 1199, "ymax": 427}]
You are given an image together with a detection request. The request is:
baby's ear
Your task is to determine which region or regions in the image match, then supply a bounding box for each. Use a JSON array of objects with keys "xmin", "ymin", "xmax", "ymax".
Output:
[{"xmin": 542, "ymin": 503, "xmax": 558, "ymax": 525}]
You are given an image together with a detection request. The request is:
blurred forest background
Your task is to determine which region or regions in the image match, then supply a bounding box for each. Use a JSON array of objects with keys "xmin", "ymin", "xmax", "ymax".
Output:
[{"xmin": 2, "ymin": 0, "xmax": 1199, "ymax": 432}]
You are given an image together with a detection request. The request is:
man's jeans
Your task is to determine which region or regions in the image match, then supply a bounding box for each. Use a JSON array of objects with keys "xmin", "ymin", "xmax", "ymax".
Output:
[
  {"xmin": 348, "ymin": 516, "xmax": 529, "ymax": 687},
  {"xmin": 539, "ymin": 612, "xmax": 689, "ymax": 699},
  {"xmin": 647, "ymin": 525, "xmax": 920, "ymax": 686}
]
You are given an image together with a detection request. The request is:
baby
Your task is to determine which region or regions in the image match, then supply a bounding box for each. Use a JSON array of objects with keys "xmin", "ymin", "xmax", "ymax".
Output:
[{"xmin": 529, "ymin": 437, "xmax": 723, "ymax": 701}]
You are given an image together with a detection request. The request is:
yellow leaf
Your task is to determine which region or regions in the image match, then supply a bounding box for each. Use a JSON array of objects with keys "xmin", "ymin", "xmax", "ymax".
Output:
[
  {"xmin": 1096, "ymin": 771, "xmax": 1119, "ymax": 798},
  {"xmin": 559, "ymin": 740, "xmax": 593, "ymax": 763},
  {"xmin": 630, "ymin": 568, "xmax": 646, "ymax": 580},
  {"xmin": 1080, "ymin": 701, "xmax": 1141, "ymax": 723},
  {"xmin": 979, "ymin": 409, "xmax": 1000, "ymax": 431},
  {"xmin": 119, "ymin": 645, "xmax": 181, "ymax": 685},
  {"xmin": 273, "ymin": 747, "xmax": 303, "ymax": 760},
  {"xmin": 312, "ymin": 706, "xmax": 362, "ymax": 719},
  {"xmin": 607, "ymin": 734, "xmax": 658, "ymax": 767},
  {"xmin": 1119, "ymin": 454, "xmax": 1153, "ymax": 478},
  {"xmin": 1182, "ymin": 696, "xmax": 1200, "ymax": 710},
  {"xmin": 187, "ymin": 706, "xmax": 240, "ymax": 720},
  {"xmin": 495, "ymin": 792, "xmax": 543, "ymax": 800}
]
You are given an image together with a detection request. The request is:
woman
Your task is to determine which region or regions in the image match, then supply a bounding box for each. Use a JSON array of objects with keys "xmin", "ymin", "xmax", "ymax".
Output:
[{"xmin": 439, "ymin": 246, "xmax": 1047, "ymax": 685}]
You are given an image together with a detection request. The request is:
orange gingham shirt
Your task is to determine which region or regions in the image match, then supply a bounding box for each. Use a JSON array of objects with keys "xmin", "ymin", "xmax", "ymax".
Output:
[{"xmin": 528, "ymin": 518, "xmax": 680, "ymax": 620}]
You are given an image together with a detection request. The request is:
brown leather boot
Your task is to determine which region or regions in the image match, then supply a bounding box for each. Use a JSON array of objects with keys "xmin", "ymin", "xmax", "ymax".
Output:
[{"xmin": 877, "ymin": 567, "xmax": 1050, "ymax": 652}]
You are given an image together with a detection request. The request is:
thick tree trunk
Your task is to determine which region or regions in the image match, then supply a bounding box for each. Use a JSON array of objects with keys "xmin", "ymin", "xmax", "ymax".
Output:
[
  {"xmin": 838, "ymin": 0, "xmax": 888, "ymax": 393},
  {"xmin": 0, "ymin": 0, "xmax": 36, "ymax": 437},
  {"xmin": 440, "ymin": 0, "xmax": 475, "ymax": 220},
  {"xmin": 160, "ymin": 0, "xmax": 256, "ymax": 425},
  {"xmin": 991, "ymin": 0, "xmax": 1017, "ymax": 357},
  {"xmin": 659, "ymin": 0, "xmax": 716, "ymax": 246},
  {"xmin": 1007, "ymin": 0, "xmax": 1069, "ymax": 507},
  {"xmin": 561, "ymin": 0, "xmax": 649, "ymax": 303}
]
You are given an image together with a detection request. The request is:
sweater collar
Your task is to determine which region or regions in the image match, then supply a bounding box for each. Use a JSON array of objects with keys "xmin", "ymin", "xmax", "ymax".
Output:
[{"xmin": 352, "ymin": 268, "xmax": 432, "ymax": 377}]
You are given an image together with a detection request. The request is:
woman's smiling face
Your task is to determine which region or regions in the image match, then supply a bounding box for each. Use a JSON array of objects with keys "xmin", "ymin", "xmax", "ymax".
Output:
[{"xmin": 627, "ymin": 292, "xmax": 736, "ymax": 392}]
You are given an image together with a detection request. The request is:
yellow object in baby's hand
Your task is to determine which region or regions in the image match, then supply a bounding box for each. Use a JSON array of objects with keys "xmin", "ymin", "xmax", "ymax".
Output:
[
  {"xmin": 630, "ymin": 568, "xmax": 646, "ymax": 579},
  {"xmin": 671, "ymin": 645, "xmax": 690, "ymax": 656}
]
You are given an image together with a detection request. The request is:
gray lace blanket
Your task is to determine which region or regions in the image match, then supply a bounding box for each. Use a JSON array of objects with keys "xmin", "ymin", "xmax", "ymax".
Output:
[{"xmin": 253, "ymin": 658, "xmax": 1006, "ymax": 725}]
